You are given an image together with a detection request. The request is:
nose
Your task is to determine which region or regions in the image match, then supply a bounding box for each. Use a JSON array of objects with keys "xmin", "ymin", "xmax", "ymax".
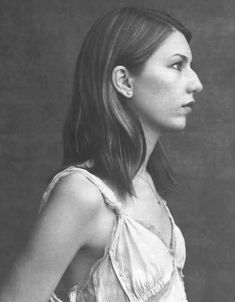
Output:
[{"xmin": 187, "ymin": 69, "xmax": 203, "ymax": 94}]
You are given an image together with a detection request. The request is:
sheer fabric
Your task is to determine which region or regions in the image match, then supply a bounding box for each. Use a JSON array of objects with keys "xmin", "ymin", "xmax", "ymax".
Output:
[{"xmin": 40, "ymin": 166, "xmax": 188, "ymax": 302}]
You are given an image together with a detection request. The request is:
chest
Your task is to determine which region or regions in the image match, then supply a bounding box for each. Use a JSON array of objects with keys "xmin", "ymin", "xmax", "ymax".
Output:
[
  {"xmin": 63, "ymin": 191, "xmax": 173, "ymax": 291},
  {"xmin": 121, "ymin": 189, "xmax": 173, "ymax": 248}
]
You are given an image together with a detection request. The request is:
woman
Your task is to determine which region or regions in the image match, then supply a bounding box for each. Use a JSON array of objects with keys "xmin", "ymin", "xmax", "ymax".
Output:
[{"xmin": 0, "ymin": 7, "xmax": 203, "ymax": 302}]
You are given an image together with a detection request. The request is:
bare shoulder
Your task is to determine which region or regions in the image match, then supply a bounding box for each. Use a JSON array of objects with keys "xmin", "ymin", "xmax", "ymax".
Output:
[
  {"xmin": 38, "ymin": 170, "xmax": 106, "ymax": 247},
  {"xmin": 0, "ymin": 171, "xmax": 105, "ymax": 302},
  {"xmin": 43, "ymin": 170, "xmax": 104, "ymax": 218}
]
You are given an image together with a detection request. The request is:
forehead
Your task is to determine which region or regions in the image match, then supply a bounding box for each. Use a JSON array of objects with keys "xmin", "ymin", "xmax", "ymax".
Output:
[{"xmin": 145, "ymin": 30, "xmax": 192, "ymax": 64}]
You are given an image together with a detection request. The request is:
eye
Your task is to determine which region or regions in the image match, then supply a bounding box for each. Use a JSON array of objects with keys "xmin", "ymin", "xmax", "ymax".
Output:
[{"xmin": 172, "ymin": 61, "xmax": 184, "ymax": 71}]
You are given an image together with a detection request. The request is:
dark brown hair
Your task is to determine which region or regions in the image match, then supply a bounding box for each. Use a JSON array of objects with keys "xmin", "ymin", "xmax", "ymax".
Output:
[{"xmin": 63, "ymin": 7, "xmax": 191, "ymax": 199}]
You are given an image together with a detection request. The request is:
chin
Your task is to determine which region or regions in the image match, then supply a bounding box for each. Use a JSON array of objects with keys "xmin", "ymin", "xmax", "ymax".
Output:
[
  {"xmin": 162, "ymin": 120, "xmax": 187, "ymax": 133},
  {"xmin": 173, "ymin": 117, "xmax": 187, "ymax": 130}
]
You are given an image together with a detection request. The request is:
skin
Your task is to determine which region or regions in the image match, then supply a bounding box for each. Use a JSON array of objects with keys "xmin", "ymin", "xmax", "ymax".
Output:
[
  {"xmin": 129, "ymin": 30, "xmax": 203, "ymax": 170},
  {"xmin": 0, "ymin": 174, "xmax": 114, "ymax": 302},
  {"xmin": 0, "ymin": 30, "xmax": 203, "ymax": 302},
  {"xmin": 131, "ymin": 30, "xmax": 203, "ymax": 136},
  {"xmin": 113, "ymin": 30, "xmax": 202, "ymax": 171},
  {"xmin": 114, "ymin": 28, "xmax": 203, "ymax": 254}
]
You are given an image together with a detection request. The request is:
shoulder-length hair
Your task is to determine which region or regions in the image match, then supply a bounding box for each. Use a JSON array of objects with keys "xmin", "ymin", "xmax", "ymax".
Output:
[{"xmin": 63, "ymin": 7, "xmax": 191, "ymax": 200}]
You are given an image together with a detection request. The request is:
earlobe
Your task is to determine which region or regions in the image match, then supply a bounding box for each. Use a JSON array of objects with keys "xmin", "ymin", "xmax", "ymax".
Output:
[{"xmin": 112, "ymin": 66, "xmax": 133, "ymax": 98}]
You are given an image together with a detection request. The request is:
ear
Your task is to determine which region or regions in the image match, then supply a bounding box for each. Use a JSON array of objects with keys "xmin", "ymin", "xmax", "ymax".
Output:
[{"xmin": 112, "ymin": 66, "xmax": 133, "ymax": 98}]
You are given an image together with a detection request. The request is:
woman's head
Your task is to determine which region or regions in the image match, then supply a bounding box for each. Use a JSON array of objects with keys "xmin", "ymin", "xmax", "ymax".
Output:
[
  {"xmin": 63, "ymin": 7, "xmax": 196, "ymax": 198},
  {"xmin": 120, "ymin": 30, "xmax": 203, "ymax": 136}
]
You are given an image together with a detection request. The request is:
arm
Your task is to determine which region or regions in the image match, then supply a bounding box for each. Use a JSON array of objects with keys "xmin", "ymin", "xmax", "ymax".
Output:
[{"xmin": 0, "ymin": 172, "xmax": 103, "ymax": 302}]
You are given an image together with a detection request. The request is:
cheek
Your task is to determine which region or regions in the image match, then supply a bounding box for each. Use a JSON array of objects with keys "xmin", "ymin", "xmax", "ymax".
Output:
[
  {"xmin": 131, "ymin": 70, "xmax": 182, "ymax": 121},
  {"xmin": 130, "ymin": 68, "xmax": 188, "ymax": 132},
  {"xmin": 144, "ymin": 70, "xmax": 180, "ymax": 101},
  {"xmin": 134, "ymin": 73, "xmax": 168, "ymax": 103}
]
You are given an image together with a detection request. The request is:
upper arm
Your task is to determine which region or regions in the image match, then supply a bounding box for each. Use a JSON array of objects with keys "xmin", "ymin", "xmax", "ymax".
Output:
[{"xmin": 0, "ymin": 172, "xmax": 103, "ymax": 302}]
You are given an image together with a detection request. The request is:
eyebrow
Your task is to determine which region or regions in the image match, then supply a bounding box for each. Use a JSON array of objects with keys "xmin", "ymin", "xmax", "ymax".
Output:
[{"xmin": 172, "ymin": 54, "xmax": 192, "ymax": 63}]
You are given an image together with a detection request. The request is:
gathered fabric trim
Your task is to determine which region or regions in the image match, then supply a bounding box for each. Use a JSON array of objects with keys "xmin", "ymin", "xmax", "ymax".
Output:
[
  {"xmin": 50, "ymin": 293, "xmax": 64, "ymax": 302},
  {"xmin": 42, "ymin": 165, "xmax": 187, "ymax": 302}
]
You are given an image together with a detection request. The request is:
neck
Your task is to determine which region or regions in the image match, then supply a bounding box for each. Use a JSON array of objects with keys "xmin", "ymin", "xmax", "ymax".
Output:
[{"xmin": 138, "ymin": 126, "xmax": 161, "ymax": 175}]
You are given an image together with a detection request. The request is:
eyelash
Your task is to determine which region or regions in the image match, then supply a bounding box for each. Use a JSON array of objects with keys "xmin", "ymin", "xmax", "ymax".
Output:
[{"xmin": 172, "ymin": 61, "xmax": 184, "ymax": 71}]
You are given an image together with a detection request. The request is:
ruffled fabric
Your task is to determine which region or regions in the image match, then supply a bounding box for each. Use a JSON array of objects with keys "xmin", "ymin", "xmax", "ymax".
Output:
[
  {"xmin": 40, "ymin": 166, "xmax": 188, "ymax": 302},
  {"xmin": 109, "ymin": 215, "xmax": 174, "ymax": 301}
]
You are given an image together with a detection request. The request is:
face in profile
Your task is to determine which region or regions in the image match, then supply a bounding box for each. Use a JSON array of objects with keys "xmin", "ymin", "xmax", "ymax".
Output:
[{"xmin": 129, "ymin": 30, "xmax": 203, "ymax": 135}]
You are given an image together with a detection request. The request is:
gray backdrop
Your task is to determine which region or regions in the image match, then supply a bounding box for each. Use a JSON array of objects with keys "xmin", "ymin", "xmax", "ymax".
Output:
[{"xmin": 1, "ymin": 0, "xmax": 235, "ymax": 301}]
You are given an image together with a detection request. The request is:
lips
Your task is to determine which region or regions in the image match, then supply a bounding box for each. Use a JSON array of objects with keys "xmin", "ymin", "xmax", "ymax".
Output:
[
  {"xmin": 182, "ymin": 101, "xmax": 195, "ymax": 109},
  {"xmin": 181, "ymin": 101, "xmax": 195, "ymax": 114}
]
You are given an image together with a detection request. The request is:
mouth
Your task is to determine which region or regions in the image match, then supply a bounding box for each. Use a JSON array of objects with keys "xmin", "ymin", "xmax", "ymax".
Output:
[
  {"xmin": 181, "ymin": 101, "xmax": 195, "ymax": 113},
  {"xmin": 182, "ymin": 101, "xmax": 195, "ymax": 108}
]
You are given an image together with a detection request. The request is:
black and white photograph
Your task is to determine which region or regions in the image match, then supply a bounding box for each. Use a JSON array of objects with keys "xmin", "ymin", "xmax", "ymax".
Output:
[{"xmin": 0, "ymin": 0, "xmax": 234, "ymax": 301}]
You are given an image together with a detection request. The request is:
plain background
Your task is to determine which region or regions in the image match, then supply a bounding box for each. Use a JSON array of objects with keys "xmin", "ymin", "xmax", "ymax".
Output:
[{"xmin": 1, "ymin": 0, "xmax": 235, "ymax": 301}]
